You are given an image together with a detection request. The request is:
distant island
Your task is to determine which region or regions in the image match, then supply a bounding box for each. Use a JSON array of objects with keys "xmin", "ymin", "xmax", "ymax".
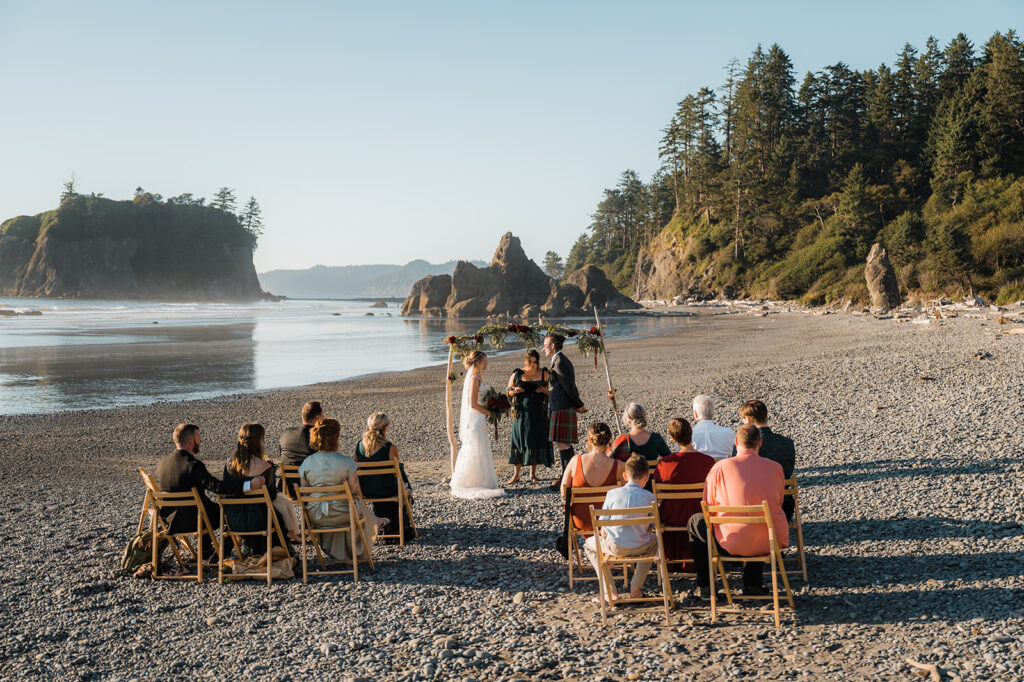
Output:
[
  {"xmin": 259, "ymin": 259, "xmax": 487, "ymax": 299},
  {"xmin": 0, "ymin": 187, "xmax": 268, "ymax": 301},
  {"xmin": 561, "ymin": 31, "xmax": 1024, "ymax": 306}
]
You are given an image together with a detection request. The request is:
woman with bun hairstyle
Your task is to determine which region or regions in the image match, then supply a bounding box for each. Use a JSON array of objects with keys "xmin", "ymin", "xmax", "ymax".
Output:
[
  {"xmin": 355, "ymin": 412, "xmax": 416, "ymax": 542},
  {"xmin": 560, "ymin": 422, "xmax": 624, "ymax": 532},
  {"xmin": 450, "ymin": 350, "xmax": 505, "ymax": 499}
]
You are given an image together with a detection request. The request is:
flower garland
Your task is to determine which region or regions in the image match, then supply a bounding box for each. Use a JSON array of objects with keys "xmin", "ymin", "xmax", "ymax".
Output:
[{"xmin": 444, "ymin": 322, "xmax": 604, "ymax": 360}]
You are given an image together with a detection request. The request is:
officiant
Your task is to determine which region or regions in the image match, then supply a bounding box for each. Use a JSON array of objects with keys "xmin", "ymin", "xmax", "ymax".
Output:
[{"xmin": 543, "ymin": 333, "xmax": 587, "ymax": 490}]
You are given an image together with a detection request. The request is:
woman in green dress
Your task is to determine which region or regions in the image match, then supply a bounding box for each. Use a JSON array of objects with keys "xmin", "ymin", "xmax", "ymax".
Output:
[
  {"xmin": 506, "ymin": 349, "xmax": 552, "ymax": 483},
  {"xmin": 611, "ymin": 402, "xmax": 671, "ymax": 491}
]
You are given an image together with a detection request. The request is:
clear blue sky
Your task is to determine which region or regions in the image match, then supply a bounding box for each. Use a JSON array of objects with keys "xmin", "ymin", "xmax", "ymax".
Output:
[{"xmin": 0, "ymin": 1, "xmax": 1019, "ymax": 272}]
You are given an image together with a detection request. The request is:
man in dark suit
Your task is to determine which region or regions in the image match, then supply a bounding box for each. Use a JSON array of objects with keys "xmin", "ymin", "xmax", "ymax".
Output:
[
  {"xmin": 156, "ymin": 423, "xmax": 264, "ymax": 558},
  {"xmin": 734, "ymin": 400, "xmax": 797, "ymax": 521},
  {"xmin": 543, "ymin": 333, "xmax": 587, "ymax": 490},
  {"xmin": 278, "ymin": 401, "xmax": 323, "ymax": 495}
]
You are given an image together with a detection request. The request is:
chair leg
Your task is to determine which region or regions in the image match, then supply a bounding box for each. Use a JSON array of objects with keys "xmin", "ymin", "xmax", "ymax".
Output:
[
  {"xmin": 777, "ymin": 546, "xmax": 795, "ymax": 608},
  {"xmin": 770, "ymin": 552, "xmax": 780, "ymax": 629},
  {"xmin": 717, "ymin": 555, "xmax": 734, "ymax": 606},
  {"xmin": 197, "ymin": 518, "xmax": 203, "ymax": 583},
  {"xmin": 266, "ymin": 515, "xmax": 273, "ymax": 587},
  {"xmin": 301, "ymin": 516, "xmax": 309, "ymax": 585},
  {"xmin": 796, "ymin": 522, "xmax": 807, "ymax": 581},
  {"xmin": 218, "ymin": 507, "xmax": 225, "ymax": 585},
  {"xmin": 351, "ymin": 520, "xmax": 359, "ymax": 582},
  {"xmin": 567, "ymin": 530, "xmax": 576, "ymax": 587},
  {"xmin": 398, "ymin": 488, "xmax": 405, "ymax": 547},
  {"xmin": 354, "ymin": 510, "xmax": 375, "ymax": 570},
  {"xmin": 708, "ymin": 551, "xmax": 718, "ymax": 623},
  {"xmin": 150, "ymin": 511, "xmax": 159, "ymax": 581}
]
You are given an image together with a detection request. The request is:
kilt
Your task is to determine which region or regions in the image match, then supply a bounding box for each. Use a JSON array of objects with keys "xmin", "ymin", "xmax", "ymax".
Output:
[{"xmin": 549, "ymin": 408, "xmax": 578, "ymax": 444}]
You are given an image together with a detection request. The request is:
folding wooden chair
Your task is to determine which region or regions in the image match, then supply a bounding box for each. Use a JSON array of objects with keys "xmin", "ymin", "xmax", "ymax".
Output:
[
  {"xmin": 137, "ymin": 467, "xmax": 159, "ymax": 535},
  {"xmin": 783, "ymin": 477, "xmax": 807, "ymax": 581},
  {"xmin": 218, "ymin": 488, "xmax": 291, "ymax": 586},
  {"xmin": 589, "ymin": 504, "xmax": 673, "ymax": 625},
  {"xmin": 356, "ymin": 460, "xmax": 417, "ymax": 546},
  {"xmin": 567, "ymin": 485, "xmax": 617, "ymax": 587},
  {"xmin": 294, "ymin": 481, "xmax": 376, "ymax": 583},
  {"xmin": 652, "ymin": 481, "xmax": 704, "ymax": 578},
  {"xmin": 147, "ymin": 487, "xmax": 219, "ymax": 582},
  {"xmin": 280, "ymin": 464, "xmax": 302, "ymax": 501},
  {"xmin": 701, "ymin": 501, "xmax": 795, "ymax": 628}
]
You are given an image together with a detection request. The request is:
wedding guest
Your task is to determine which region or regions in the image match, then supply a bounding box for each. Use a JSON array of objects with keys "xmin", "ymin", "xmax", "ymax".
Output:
[
  {"xmin": 506, "ymin": 349, "xmax": 552, "ymax": 483},
  {"xmin": 584, "ymin": 454, "xmax": 659, "ymax": 603},
  {"xmin": 687, "ymin": 424, "xmax": 788, "ymax": 598},
  {"xmin": 355, "ymin": 412, "xmax": 417, "ymax": 543},
  {"xmin": 734, "ymin": 399, "xmax": 797, "ymax": 521},
  {"xmin": 544, "ymin": 333, "xmax": 587, "ymax": 491},
  {"xmin": 610, "ymin": 403, "xmax": 672, "ymax": 486},
  {"xmin": 561, "ymin": 422, "xmax": 624, "ymax": 533},
  {"xmin": 156, "ymin": 423, "xmax": 264, "ymax": 560},
  {"xmin": 280, "ymin": 401, "xmax": 323, "ymax": 467},
  {"xmin": 299, "ymin": 418, "xmax": 384, "ymax": 561},
  {"xmin": 690, "ymin": 394, "xmax": 734, "ymax": 460},
  {"xmin": 653, "ymin": 418, "xmax": 715, "ymax": 566}
]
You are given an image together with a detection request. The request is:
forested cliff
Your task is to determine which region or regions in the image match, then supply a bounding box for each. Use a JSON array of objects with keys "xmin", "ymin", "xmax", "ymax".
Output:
[
  {"xmin": 0, "ymin": 191, "xmax": 266, "ymax": 300},
  {"xmin": 566, "ymin": 31, "xmax": 1024, "ymax": 305}
]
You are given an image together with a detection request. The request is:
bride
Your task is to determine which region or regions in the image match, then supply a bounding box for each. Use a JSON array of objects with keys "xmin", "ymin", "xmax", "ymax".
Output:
[{"xmin": 450, "ymin": 350, "xmax": 505, "ymax": 499}]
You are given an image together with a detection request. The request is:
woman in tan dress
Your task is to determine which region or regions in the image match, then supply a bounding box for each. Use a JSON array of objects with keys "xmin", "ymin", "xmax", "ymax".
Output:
[{"xmin": 298, "ymin": 418, "xmax": 384, "ymax": 561}]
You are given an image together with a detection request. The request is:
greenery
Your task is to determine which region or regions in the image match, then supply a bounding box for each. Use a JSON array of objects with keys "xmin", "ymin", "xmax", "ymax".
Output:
[
  {"xmin": 567, "ymin": 31, "xmax": 1024, "ymax": 304},
  {"xmin": 542, "ymin": 250, "xmax": 564, "ymax": 279}
]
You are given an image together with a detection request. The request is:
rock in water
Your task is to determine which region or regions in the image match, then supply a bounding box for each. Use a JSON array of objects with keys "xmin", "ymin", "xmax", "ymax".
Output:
[
  {"xmin": 864, "ymin": 243, "xmax": 900, "ymax": 313},
  {"xmin": 401, "ymin": 233, "xmax": 640, "ymax": 318}
]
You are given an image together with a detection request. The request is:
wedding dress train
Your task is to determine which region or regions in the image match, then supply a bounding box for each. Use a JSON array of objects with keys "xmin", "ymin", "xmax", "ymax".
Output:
[{"xmin": 450, "ymin": 377, "xmax": 505, "ymax": 500}]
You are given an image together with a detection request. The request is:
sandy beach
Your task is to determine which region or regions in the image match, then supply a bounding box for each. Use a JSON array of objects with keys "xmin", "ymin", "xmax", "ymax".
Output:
[{"xmin": 1, "ymin": 306, "xmax": 1022, "ymax": 681}]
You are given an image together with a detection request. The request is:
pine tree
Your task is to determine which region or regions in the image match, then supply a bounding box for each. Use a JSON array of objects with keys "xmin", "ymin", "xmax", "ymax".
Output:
[
  {"xmin": 210, "ymin": 187, "xmax": 237, "ymax": 214},
  {"xmin": 60, "ymin": 172, "xmax": 78, "ymax": 203},
  {"xmin": 238, "ymin": 196, "xmax": 263, "ymax": 244},
  {"xmin": 834, "ymin": 163, "xmax": 877, "ymax": 262},
  {"xmin": 542, "ymin": 251, "xmax": 564, "ymax": 279}
]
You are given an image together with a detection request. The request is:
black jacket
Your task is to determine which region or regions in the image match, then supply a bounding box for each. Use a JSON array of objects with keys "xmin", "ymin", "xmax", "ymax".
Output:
[
  {"xmin": 279, "ymin": 425, "xmax": 316, "ymax": 467},
  {"xmin": 155, "ymin": 449, "xmax": 243, "ymax": 533},
  {"xmin": 548, "ymin": 352, "xmax": 583, "ymax": 411}
]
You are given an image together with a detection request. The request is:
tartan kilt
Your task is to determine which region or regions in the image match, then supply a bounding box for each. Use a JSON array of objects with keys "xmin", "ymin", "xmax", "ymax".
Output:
[{"xmin": 549, "ymin": 408, "xmax": 578, "ymax": 444}]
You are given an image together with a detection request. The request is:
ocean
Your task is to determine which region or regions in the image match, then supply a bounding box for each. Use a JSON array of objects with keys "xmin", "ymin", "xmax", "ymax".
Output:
[{"xmin": 0, "ymin": 298, "xmax": 691, "ymax": 416}]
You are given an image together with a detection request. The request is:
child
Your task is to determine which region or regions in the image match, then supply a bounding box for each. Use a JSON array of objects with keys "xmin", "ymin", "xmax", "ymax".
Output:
[{"xmin": 584, "ymin": 454, "xmax": 658, "ymax": 602}]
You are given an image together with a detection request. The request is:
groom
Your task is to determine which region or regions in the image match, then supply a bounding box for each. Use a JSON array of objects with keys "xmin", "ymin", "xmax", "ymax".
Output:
[{"xmin": 543, "ymin": 333, "xmax": 587, "ymax": 491}]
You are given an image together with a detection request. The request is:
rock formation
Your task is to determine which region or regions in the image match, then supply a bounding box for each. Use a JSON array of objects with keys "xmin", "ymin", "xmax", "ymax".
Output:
[
  {"xmin": 401, "ymin": 232, "xmax": 640, "ymax": 317},
  {"xmin": 864, "ymin": 243, "xmax": 901, "ymax": 312},
  {"xmin": 633, "ymin": 229, "xmax": 721, "ymax": 301},
  {"xmin": 0, "ymin": 196, "xmax": 267, "ymax": 301}
]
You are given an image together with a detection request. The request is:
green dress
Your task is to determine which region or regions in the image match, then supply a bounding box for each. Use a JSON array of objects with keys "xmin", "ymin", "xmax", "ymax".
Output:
[
  {"xmin": 509, "ymin": 368, "xmax": 553, "ymax": 467},
  {"xmin": 611, "ymin": 431, "xmax": 672, "ymax": 491}
]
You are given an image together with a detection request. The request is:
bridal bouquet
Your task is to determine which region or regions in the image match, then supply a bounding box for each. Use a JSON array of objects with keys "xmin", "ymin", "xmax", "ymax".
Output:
[{"xmin": 482, "ymin": 387, "xmax": 512, "ymax": 439}]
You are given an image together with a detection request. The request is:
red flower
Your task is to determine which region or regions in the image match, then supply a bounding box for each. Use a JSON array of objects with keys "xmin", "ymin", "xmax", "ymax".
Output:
[
  {"xmin": 589, "ymin": 326, "xmax": 601, "ymax": 336},
  {"xmin": 567, "ymin": 329, "xmax": 577, "ymax": 337},
  {"xmin": 475, "ymin": 335, "xmax": 484, "ymax": 343},
  {"xmin": 446, "ymin": 335, "xmax": 457, "ymax": 344},
  {"xmin": 507, "ymin": 324, "xmax": 516, "ymax": 332}
]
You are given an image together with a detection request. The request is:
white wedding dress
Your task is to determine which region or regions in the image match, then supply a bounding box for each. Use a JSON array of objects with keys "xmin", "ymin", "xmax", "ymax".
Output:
[{"xmin": 450, "ymin": 376, "xmax": 505, "ymax": 500}]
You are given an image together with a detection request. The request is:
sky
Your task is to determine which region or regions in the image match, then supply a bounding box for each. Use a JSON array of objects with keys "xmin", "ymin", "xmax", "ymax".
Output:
[{"xmin": 0, "ymin": 1, "xmax": 1020, "ymax": 273}]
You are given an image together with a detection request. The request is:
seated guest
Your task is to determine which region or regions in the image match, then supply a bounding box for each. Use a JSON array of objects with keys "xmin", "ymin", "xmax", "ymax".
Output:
[
  {"xmin": 584, "ymin": 454, "xmax": 659, "ymax": 602},
  {"xmin": 560, "ymin": 422, "xmax": 624, "ymax": 533},
  {"xmin": 690, "ymin": 394, "xmax": 735, "ymax": 460},
  {"xmin": 687, "ymin": 424, "xmax": 789, "ymax": 598},
  {"xmin": 610, "ymin": 403, "xmax": 672, "ymax": 481},
  {"xmin": 734, "ymin": 399, "xmax": 797, "ymax": 521},
  {"xmin": 653, "ymin": 418, "xmax": 715, "ymax": 567},
  {"xmin": 299, "ymin": 418, "xmax": 384, "ymax": 561},
  {"xmin": 279, "ymin": 401, "xmax": 323, "ymax": 496},
  {"xmin": 222, "ymin": 423, "xmax": 301, "ymax": 554},
  {"xmin": 354, "ymin": 412, "xmax": 416, "ymax": 542},
  {"xmin": 156, "ymin": 423, "xmax": 264, "ymax": 560}
]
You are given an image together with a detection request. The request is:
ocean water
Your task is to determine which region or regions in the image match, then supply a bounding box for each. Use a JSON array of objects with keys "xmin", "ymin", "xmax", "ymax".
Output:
[{"xmin": 0, "ymin": 298, "xmax": 690, "ymax": 416}]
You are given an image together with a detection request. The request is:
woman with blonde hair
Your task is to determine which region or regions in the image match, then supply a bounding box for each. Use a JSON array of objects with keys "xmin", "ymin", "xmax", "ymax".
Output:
[
  {"xmin": 450, "ymin": 350, "xmax": 505, "ymax": 499},
  {"xmin": 355, "ymin": 412, "xmax": 416, "ymax": 542},
  {"xmin": 298, "ymin": 418, "xmax": 385, "ymax": 561},
  {"xmin": 222, "ymin": 423, "xmax": 301, "ymax": 551}
]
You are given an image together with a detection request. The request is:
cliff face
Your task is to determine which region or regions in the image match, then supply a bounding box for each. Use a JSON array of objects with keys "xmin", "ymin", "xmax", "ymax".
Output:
[
  {"xmin": 0, "ymin": 196, "xmax": 265, "ymax": 301},
  {"xmin": 401, "ymin": 232, "xmax": 640, "ymax": 317},
  {"xmin": 634, "ymin": 226, "xmax": 732, "ymax": 300}
]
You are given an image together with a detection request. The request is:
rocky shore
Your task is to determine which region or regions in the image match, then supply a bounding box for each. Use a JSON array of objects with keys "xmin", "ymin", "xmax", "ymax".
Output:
[{"xmin": 1, "ymin": 306, "xmax": 1022, "ymax": 681}]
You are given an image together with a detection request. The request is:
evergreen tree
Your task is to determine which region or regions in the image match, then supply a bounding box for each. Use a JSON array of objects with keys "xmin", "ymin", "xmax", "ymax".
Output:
[
  {"xmin": 940, "ymin": 33, "xmax": 977, "ymax": 100},
  {"xmin": 542, "ymin": 251, "xmax": 564, "ymax": 279},
  {"xmin": 238, "ymin": 196, "xmax": 263, "ymax": 244},
  {"xmin": 210, "ymin": 187, "xmax": 238, "ymax": 214},
  {"xmin": 60, "ymin": 173, "xmax": 78, "ymax": 203},
  {"xmin": 834, "ymin": 163, "xmax": 877, "ymax": 262}
]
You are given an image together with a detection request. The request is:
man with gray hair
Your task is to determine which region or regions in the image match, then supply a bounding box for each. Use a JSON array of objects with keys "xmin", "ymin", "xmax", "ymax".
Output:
[{"xmin": 690, "ymin": 395, "xmax": 734, "ymax": 460}]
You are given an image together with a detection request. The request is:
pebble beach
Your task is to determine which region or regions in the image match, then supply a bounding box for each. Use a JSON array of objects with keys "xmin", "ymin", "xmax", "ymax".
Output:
[{"xmin": 1, "ymin": 305, "xmax": 1022, "ymax": 681}]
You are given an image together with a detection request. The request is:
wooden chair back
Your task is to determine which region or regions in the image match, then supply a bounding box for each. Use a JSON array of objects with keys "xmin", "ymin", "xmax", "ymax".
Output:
[
  {"xmin": 280, "ymin": 464, "xmax": 302, "ymax": 501},
  {"xmin": 700, "ymin": 501, "xmax": 795, "ymax": 628},
  {"xmin": 357, "ymin": 459, "xmax": 417, "ymax": 545},
  {"xmin": 588, "ymin": 504, "xmax": 673, "ymax": 625},
  {"xmin": 652, "ymin": 481, "xmax": 704, "ymax": 577},
  {"xmin": 217, "ymin": 487, "xmax": 291, "ymax": 586},
  {"xmin": 783, "ymin": 477, "xmax": 807, "ymax": 580},
  {"xmin": 566, "ymin": 484, "xmax": 617, "ymax": 588},
  {"xmin": 294, "ymin": 481, "xmax": 375, "ymax": 583},
  {"xmin": 148, "ymin": 487, "xmax": 217, "ymax": 582},
  {"xmin": 137, "ymin": 467, "xmax": 159, "ymax": 535}
]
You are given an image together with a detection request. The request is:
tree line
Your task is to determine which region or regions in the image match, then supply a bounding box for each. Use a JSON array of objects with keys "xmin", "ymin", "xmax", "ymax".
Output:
[{"xmin": 562, "ymin": 30, "xmax": 1024, "ymax": 304}]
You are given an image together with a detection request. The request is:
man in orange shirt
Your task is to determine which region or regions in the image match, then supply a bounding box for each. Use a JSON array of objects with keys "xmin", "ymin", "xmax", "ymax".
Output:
[{"xmin": 687, "ymin": 424, "xmax": 789, "ymax": 597}]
